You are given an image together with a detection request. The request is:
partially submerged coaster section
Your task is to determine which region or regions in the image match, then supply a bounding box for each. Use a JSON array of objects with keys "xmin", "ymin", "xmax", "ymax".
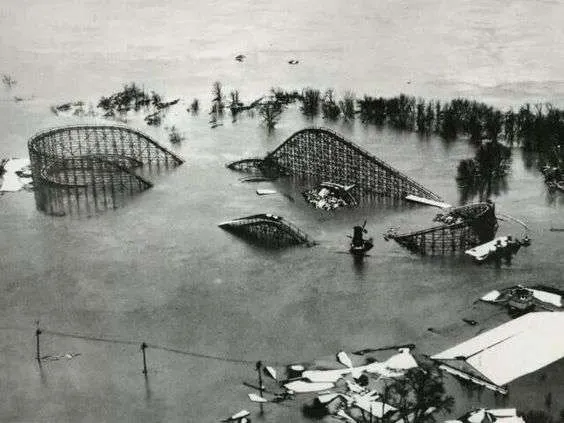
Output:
[
  {"xmin": 28, "ymin": 125, "xmax": 184, "ymax": 216},
  {"xmin": 385, "ymin": 202, "xmax": 498, "ymax": 255},
  {"xmin": 219, "ymin": 213, "xmax": 315, "ymax": 247},
  {"xmin": 227, "ymin": 127, "xmax": 441, "ymax": 201}
]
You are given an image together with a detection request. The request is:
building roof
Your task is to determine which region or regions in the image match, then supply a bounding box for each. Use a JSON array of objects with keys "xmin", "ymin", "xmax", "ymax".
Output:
[{"xmin": 431, "ymin": 312, "xmax": 564, "ymax": 387}]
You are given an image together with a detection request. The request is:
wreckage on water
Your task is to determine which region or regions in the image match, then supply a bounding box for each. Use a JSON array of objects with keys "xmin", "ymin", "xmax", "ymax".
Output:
[{"xmin": 384, "ymin": 202, "xmax": 498, "ymax": 255}]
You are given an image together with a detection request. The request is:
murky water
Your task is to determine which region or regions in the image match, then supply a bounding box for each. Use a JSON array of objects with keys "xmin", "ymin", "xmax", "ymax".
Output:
[{"xmin": 1, "ymin": 1, "xmax": 563, "ymax": 422}]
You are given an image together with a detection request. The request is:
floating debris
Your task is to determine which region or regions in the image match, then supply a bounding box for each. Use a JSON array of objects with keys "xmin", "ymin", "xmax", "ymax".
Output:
[
  {"xmin": 256, "ymin": 189, "xmax": 277, "ymax": 196},
  {"xmin": 337, "ymin": 351, "xmax": 353, "ymax": 368},
  {"xmin": 405, "ymin": 194, "xmax": 452, "ymax": 209},
  {"xmin": 41, "ymin": 352, "xmax": 81, "ymax": 361},
  {"xmin": 248, "ymin": 393, "xmax": 268, "ymax": 403},
  {"xmin": 449, "ymin": 408, "xmax": 525, "ymax": 423},
  {"xmin": 264, "ymin": 366, "xmax": 277, "ymax": 380},
  {"xmin": 297, "ymin": 348, "xmax": 418, "ymax": 384},
  {"xmin": 284, "ymin": 380, "xmax": 334, "ymax": 393},
  {"xmin": 465, "ymin": 235, "xmax": 530, "ymax": 263},
  {"xmin": 240, "ymin": 176, "xmax": 277, "ymax": 183},
  {"xmin": 303, "ymin": 182, "xmax": 357, "ymax": 210},
  {"xmin": 235, "ymin": 54, "xmax": 246, "ymax": 62},
  {"xmin": 221, "ymin": 409, "xmax": 250, "ymax": 422}
]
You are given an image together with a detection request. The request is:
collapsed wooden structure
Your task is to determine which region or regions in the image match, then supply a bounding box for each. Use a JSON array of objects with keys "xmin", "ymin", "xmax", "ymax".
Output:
[
  {"xmin": 28, "ymin": 125, "xmax": 183, "ymax": 216},
  {"xmin": 385, "ymin": 202, "xmax": 498, "ymax": 255},
  {"xmin": 219, "ymin": 214, "xmax": 315, "ymax": 247},
  {"xmin": 227, "ymin": 128, "xmax": 441, "ymax": 201}
]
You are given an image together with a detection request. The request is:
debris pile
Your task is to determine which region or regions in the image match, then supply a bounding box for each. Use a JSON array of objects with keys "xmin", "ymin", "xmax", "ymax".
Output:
[
  {"xmin": 465, "ymin": 235, "xmax": 531, "ymax": 264},
  {"xmin": 446, "ymin": 408, "xmax": 525, "ymax": 423},
  {"xmin": 303, "ymin": 182, "xmax": 357, "ymax": 210},
  {"xmin": 242, "ymin": 348, "xmax": 424, "ymax": 422},
  {"xmin": 480, "ymin": 285, "xmax": 563, "ymax": 312}
]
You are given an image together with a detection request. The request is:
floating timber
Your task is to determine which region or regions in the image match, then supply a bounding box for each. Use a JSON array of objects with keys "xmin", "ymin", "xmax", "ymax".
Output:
[
  {"xmin": 28, "ymin": 125, "xmax": 184, "ymax": 216},
  {"xmin": 227, "ymin": 127, "xmax": 441, "ymax": 201},
  {"xmin": 219, "ymin": 213, "xmax": 315, "ymax": 247},
  {"xmin": 404, "ymin": 194, "xmax": 452, "ymax": 209},
  {"xmin": 385, "ymin": 202, "xmax": 498, "ymax": 255}
]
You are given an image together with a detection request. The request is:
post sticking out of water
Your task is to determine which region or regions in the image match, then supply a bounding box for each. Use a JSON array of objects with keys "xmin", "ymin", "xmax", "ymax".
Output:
[
  {"xmin": 256, "ymin": 360, "xmax": 264, "ymax": 413},
  {"xmin": 35, "ymin": 327, "xmax": 42, "ymax": 363},
  {"xmin": 141, "ymin": 342, "xmax": 148, "ymax": 375}
]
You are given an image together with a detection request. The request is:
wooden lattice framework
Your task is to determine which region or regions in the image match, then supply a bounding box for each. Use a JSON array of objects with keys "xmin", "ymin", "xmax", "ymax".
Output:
[
  {"xmin": 266, "ymin": 128, "xmax": 441, "ymax": 200},
  {"xmin": 219, "ymin": 214, "xmax": 314, "ymax": 247},
  {"xmin": 28, "ymin": 125, "xmax": 184, "ymax": 216},
  {"xmin": 386, "ymin": 202, "xmax": 498, "ymax": 255}
]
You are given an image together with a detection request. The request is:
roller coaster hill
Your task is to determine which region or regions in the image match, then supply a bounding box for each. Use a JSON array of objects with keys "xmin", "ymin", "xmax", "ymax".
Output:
[
  {"xmin": 227, "ymin": 127, "xmax": 500, "ymax": 255},
  {"xmin": 28, "ymin": 125, "xmax": 183, "ymax": 216},
  {"xmin": 227, "ymin": 127, "xmax": 442, "ymax": 202}
]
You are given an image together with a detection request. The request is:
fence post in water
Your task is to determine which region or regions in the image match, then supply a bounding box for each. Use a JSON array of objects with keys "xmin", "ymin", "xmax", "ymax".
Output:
[{"xmin": 141, "ymin": 342, "xmax": 148, "ymax": 375}]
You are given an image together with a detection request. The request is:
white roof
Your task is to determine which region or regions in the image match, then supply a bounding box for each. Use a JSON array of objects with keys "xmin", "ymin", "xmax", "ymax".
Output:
[{"xmin": 432, "ymin": 312, "xmax": 564, "ymax": 386}]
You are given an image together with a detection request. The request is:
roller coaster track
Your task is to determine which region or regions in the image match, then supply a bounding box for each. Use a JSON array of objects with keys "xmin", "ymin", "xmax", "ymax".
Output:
[
  {"xmin": 28, "ymin": 125, "xmax": 183, "ymax": 215},
  {"xmin": 219, "ymin": 214, "xmax": 315, "ymax": 247},
  {"xmin": 228, "ymin": 127, "xmax": 441, "ymax": 201},
  {"xmin": 386, "ymin": 202, "xmax": 499, "ymax": 255}
]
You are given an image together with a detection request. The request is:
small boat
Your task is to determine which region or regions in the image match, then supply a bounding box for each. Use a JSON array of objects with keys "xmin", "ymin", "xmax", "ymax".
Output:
[{"xmin": 349, "ymin": 221, "xmax": 373, "ymax": 256}]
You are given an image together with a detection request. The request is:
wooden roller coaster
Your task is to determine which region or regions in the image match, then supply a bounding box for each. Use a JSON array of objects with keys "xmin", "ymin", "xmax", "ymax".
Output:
[
  {"xmin": 227, "ymin": 127, "xmax": 441, "ymax": 201},
  {"xmin": 28, "ymin": 125, "xmax": 183, "ymax": 216},
  {"xmin": 384, "ymin": 202, "xmax": 499, "ymax": 255},
  {"xmin": 219, "ymin": 214, "xmax": 315, "ymax": 247}
]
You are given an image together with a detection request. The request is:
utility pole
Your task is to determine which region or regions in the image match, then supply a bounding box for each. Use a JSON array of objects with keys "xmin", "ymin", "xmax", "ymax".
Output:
[
  {"xmin": 141, "ymin": 342, "xmax": 148, "ymax": 375},
  {"xmin": 256, "ymin": 361, "xmax": 264, "ymax": 414},
  {"xmin": 35, "ymin": 321, "xmax": 42, "ymax": 363}
]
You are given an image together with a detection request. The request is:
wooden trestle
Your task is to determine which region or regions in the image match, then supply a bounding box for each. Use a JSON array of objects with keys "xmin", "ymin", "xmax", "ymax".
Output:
[
  {"xmin": 28, "ymin": 125, "xmax": 184, "ymax": 216},
  {"xmin": 386, "ymin": 202, "xmax": 499, "ymax": 255},
  {"xmin": 219, "ymin": 214, "xmax": 315, "ymax": 247},
  {"xmin": 228, "ymin": 127, "xmax": 441, "ymax": 201}
]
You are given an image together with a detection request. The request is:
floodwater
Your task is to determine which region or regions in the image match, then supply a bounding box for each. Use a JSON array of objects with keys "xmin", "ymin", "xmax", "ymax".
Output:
[{"xmin": 1, "ymin": 0, "xmax": 563, "ymax": 422}]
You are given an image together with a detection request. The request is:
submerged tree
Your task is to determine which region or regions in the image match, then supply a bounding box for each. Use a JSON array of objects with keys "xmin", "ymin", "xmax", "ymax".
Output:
[
  {"xmin": 383, "ymin": 364, "xmax": 455, "ymax": 423},
  {"xmin": 339, "ymin": 91, "xmax": 356, "ymax": 121},
  {"xmin": 168, "ymin": 126, "xmax": 184, "ymax": 144},
  {"xmin": 210, "ymin": 81, "xmax": 225, "ymax": 114},
  {"xmin": 321, "ymin": 89, "xmax": 341, "ymax": 120},
  {"xmin": 189, "ymin": 98, "xmax": 199, "ymax": 114},
  {"xmin": 300, "ymin": 88, "xmax": 321, "ymax": 118},
  {"xmin": 2, "ymin": 74, "xmax": 17, "ymax": 90},
  {"xmin": 457, "ymin": 140, "xmax": 512, "ymax": 202},
  {"xmin": 259, "ymin": 99, "xmax": 285, "ymax": 131}
]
